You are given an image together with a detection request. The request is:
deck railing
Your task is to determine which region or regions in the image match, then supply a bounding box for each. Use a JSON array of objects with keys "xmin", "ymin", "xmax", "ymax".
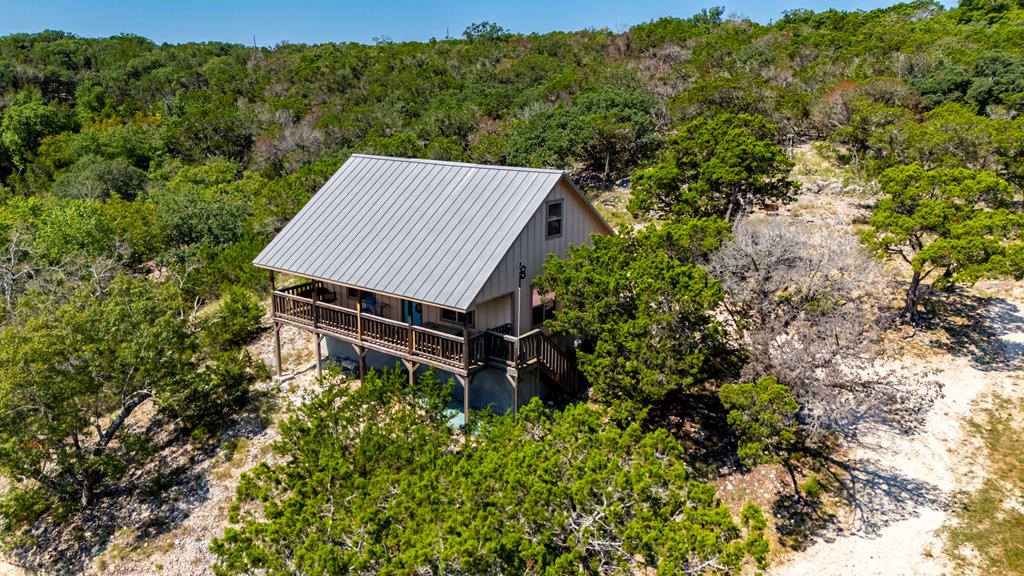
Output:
[{"xmin": 272, "ymin": 283, "xmax": 578, "ymax": 389}]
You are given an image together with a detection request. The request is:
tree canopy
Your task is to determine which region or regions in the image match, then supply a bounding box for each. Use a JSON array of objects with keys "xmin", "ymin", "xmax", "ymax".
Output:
[
  {"xmin": 212, "ymin": 368, "xmax": 769, "ymax": 575},
  {"xmin": 535, "ymin": 219, "xmax": 730, "ymax": 405},
  {"xmin": 863, "ymin": 163, "xmax": 1024, "ymax": 320},
  {"xmin": 629, "ymin": 114, "xmax": 796, "ymax": 221}
]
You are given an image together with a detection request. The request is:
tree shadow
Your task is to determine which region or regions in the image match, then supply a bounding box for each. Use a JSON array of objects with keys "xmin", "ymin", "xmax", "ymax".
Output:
[
  {"xmin": 646, "ymin": 388, "xmax": 741, "ymax": 479},
  {"xmin": 924, "ymin": 290, "xmax": 1024, "ymax": 372},
  {"xmin": 10, "ymin": 394, "xmax": 274, "ymax": 574},
  {"xmin": 773, "ymin": 492, "xmax": 838, "ymax": 551}
]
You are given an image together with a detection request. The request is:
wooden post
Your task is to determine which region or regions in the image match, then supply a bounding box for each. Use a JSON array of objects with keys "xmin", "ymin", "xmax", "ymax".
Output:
[
  {"xmin": 314, "ymin": 333, "xmax": 322, "ymax": 378},
  {"xmin": 273, "ymin": 322, "xmax": 282, "ymax": 376},
  {"xmin": 269, "ymin": 270, "xmax": 276, "ymax": 292},
  {"xmin": 505, "ymin": 372, "xmax": 519, "ymax": 416},
  {"xmin": 457, "ymin": 374, "xmax": 471, "ymax": 432},
  {"xmin": 462, "ymin": 315, "xmax": 470, "ymax": 370},
  {"xmin": 310, "ymin": 280, "xmax": 318, "ymax": 329},
  {"xmin": 407, "ymin": 314, "xmax": 414, "ymax": 355},
  {"xmin": 356, "ymin": 294, "xmax": 363, "ymax": 342},
  {"xmin": 357, "ymin": 347, "xmax": 366, "ymax": 380},
  {"xmin": 401, "ymin": 359, "xmax": 418, "ymax": 388}
]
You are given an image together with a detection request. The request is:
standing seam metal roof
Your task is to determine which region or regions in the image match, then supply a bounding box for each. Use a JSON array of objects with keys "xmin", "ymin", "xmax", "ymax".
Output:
[{"xmin": 253, "ymin": 154, "xmax": 569, "ymax": 310}]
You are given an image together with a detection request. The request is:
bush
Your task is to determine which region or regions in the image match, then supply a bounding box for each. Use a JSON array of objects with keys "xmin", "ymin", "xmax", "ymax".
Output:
[
  {"xmin": 202, "ymin": 287, "xmax": 265, "ymax": 351},
  {"xmin": 0, "ymin": 487, "xmax": 55, "ymax": 549},
  {"xmin": 719, "ymin": 376, "xmax": 799, "ymax": 468},
  {"xmin": 172, "ymin": 350, "xmax": 268, "ymax": 434},
  {"xmin": 212, "ymin": 368, "xmax": 769, "ymax": 575},
  {"xmin": 801, "ymin": 474, "xmax": 825, "ymax": 499}
]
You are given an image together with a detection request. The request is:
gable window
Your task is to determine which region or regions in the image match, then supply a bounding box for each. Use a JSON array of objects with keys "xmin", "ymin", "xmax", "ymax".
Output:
[
  {"xmin": 546, "ymin": 200, "xmax": 563, "ymax": 239},
  {"xmin": 531, "ymin": 285, "xmax": 555, "ymax": 327},
  {"xmin": 441, "ymin": 308, "xmax": 475, "ymax": 327}
]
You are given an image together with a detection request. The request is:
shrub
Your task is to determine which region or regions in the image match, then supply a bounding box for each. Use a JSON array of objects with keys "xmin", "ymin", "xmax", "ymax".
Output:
[
  {"xmin": 202, "ymin": 287, "xmax": 265, "ymax": 351},
  {"xmin": 719, "ymin": 376, "xmax": 799, "ymax": 468}
]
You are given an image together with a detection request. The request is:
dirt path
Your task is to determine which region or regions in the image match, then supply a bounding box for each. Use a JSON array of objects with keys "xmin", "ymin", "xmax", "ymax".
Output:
[{"xmin": 770, "ymin": 280, "xmax": 1024, "ymax": 576}]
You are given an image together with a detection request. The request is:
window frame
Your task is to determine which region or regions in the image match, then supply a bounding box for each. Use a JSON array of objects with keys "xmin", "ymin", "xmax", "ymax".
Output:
[
  {"xmin": 530, "ymin": 285, "xmax": 556, "ymax": 327},
  {"xmin": 545, "ymin": 199, "xmax": 563, "ymax": 239},
  {"xmin": 440, "ymin": 308, "xmax": 475, "ymax": 327}
]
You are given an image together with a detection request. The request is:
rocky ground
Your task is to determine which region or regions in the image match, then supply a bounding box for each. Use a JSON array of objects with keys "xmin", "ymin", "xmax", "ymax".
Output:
[{"xmin": 769, "ymin": 280, "xmax": 1024, "ymax": 576}]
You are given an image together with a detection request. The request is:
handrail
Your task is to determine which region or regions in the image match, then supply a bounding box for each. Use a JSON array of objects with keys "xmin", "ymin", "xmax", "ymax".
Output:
[{"xmin": 270, "ymin": 288, "xmax": 578, "ymax": 390}]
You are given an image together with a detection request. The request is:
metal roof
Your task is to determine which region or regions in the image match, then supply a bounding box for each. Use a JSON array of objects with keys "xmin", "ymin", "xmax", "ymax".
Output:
[{"xmin": 253, "ymin": 154, "xmax": 573, "ymax": 310}]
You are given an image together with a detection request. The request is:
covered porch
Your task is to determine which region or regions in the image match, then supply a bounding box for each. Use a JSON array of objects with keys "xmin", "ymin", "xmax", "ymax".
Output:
[{"xmin": 268, "ymin": 279, "xmax": 580, "ymax": 418}]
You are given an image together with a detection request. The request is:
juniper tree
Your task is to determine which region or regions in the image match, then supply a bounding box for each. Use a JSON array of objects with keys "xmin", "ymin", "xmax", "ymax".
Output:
[{"xmin": 863, "ymin": 163, "xmax": 1024, "ymax": 321}]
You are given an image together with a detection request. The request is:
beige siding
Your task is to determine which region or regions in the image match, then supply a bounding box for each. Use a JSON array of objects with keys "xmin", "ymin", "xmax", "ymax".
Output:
[
  {"xmin": 472, "ymin": 178, "xmax": 608, "ymax": 334},
  {"xmin": 473, "ymin": 293, "xmax": 513, "ymax": 330}
]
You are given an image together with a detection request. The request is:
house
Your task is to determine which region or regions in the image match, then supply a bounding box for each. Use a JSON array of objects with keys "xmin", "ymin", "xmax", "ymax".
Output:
[{"xmin": 252, "ymin": 154, "xmax": 613, "ymax": 417}]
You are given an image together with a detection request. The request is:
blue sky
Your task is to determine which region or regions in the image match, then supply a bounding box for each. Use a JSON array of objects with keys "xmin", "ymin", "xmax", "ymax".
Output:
[{"xmin": 0, "ymin": 0, "xmax": 909, "ymax": 46}]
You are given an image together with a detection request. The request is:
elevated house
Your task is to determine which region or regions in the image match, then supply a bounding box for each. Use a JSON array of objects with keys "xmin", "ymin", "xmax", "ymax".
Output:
[{"xmin": 253, "ymin": 154, "xmax": 613, "ymax": 417}]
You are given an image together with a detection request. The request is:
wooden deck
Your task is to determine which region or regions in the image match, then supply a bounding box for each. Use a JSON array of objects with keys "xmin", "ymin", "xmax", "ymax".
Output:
[{"xmin": 272, "ymin": 281, "xmax": 578, "ymax": 392}]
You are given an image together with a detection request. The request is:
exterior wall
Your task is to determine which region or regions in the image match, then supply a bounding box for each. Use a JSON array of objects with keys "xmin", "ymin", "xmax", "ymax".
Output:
[
  {"xmin": 323, "ymin": 282, "xmax": 513, "ymax": 332},
  {"xmin": 472, "ymin": 178, "xmax": 608, "ymax": 335}
]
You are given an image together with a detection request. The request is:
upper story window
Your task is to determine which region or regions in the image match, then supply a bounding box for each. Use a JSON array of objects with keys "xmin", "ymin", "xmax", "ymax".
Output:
[{"xmin": 546, "ymin": 200, "xmax": 563, "ymax": 239}]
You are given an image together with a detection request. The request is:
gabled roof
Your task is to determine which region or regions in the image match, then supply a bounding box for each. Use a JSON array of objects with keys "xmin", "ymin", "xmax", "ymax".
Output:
[{"xmin": 253, "ymin": 154, "xmax": 607, "ymax": 310}]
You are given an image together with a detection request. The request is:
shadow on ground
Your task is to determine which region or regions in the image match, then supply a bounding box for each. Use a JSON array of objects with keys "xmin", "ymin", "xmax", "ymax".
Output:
[
  {"xmin": 647, "ymin": 388, "xmax": 741, "ymax": 479},
  {"xmin": 925, "ymin": 291, "xmax": 1024, "ymax": 372},
  {"xmin": 10, "ymin": 395, "xmax": 274, "ymax": 575}
]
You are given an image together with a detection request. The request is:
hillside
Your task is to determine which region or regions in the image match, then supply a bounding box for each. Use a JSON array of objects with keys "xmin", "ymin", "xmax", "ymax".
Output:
[{"xmin": 1, "ymin": 1, "xmax": 1023, "ymax": 574}]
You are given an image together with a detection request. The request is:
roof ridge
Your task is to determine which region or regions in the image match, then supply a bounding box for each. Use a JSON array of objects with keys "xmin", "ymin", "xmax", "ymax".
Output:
[{"xmin": 350, "ymin": 153, "xmax": 565, "ymax": 175}]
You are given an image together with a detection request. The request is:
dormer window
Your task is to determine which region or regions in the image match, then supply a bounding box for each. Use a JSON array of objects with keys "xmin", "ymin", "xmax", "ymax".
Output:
[{"xmin": 546, "ymin": 200, "xmax": 563, "ymax": 239}]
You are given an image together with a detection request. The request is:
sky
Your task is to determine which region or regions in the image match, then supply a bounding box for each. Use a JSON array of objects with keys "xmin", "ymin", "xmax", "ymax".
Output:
[{"xmin": 0, "ymin": 0, "xmax": 910, "ymax": 46}]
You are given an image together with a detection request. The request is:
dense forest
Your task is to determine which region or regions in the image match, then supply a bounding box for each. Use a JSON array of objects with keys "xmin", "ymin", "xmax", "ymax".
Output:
[{"xmin": 0, "ymin": 0, "xmax": 1023, "ymax": 574}]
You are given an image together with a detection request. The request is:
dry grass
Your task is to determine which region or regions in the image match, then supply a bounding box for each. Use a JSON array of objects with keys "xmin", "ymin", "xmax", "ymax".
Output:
[{"xmin": 944, "ymin": 396, "xmax": 1024, "ymax": 575}]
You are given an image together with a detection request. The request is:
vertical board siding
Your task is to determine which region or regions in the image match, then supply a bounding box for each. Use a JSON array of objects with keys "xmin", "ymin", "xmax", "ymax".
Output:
[{"xmin": 472, "ymin": 179, "xmax": 608, "ymax": 333}]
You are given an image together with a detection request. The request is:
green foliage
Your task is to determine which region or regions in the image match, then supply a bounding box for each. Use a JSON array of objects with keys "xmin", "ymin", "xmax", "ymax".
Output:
[
  {"xmin": 51, "ymin": 154, "xmax": 147, "ymax": 199},
  {"xmin": 535, "ymin": 220, "xmax": 728, "ymax": 404},
  {"xmin": 169, "ymin": 350, "xmax": 267, "ymax": 435},
  {"xmin": 719, "ymin": 376, "xmax": 799, "ymax": 468},
  {"xmin": 629, "ymin": 114, "xmax": 795, "ymax": 221},
  {"xmin": 0, "ymin": 277, "xmax": 196, "ymax": 505},
  {"xmin": 0, "ymin": 96, "xmax": 74, "ymax": 170},
  {"xmin": 507, "ymin": 82, "xmax": 660, "ymax": 179},
  {"xmin": 202, "ymin": 287, "xmax": 265, "ymax": 351},
  {"xmin": 161, "ymin": 89, "xmax": 251, "ymax": 162},
  {"xmin": 801, "ymin": 475, "xmax": 825, "ymax": 499},
  {"xmin": 863, "ymin": 163, "xmax": 1024, "ymax": 319},
  {"xmin": 211, "ymin": 368, "xmax": 768, "ymax": 575},
  {"xmin": 0, "ymin": 486, "xmax": 55, "ymax": 549}
]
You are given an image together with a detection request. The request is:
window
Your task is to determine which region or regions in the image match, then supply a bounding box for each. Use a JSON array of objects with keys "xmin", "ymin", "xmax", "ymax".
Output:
[
  {"xmin": 546, "ymin": 200, "xmax": 563, "ymax": 239},
  {"xmin": 531, "ymin": 285, "xmax": 555, "ymax": 326},
  {"xmin": 441, "ymin": 308, "xmax": 475, "ymax": 327},
  {"xmin": 346, "ymin": 287, "xmax": 360, "ymax": 299}
]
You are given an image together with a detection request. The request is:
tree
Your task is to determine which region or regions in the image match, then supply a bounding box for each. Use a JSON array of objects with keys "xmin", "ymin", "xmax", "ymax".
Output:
[
  {"xmin": 51, "ymin": 154, "xmax": 148, "ymax": 200},
  {"xmin": 201, "ymin": 286, "xmax": 265, "ymax": 351},
  {"xmin": 212, "ymin": 368, "xmax": 769, "ymax": 575},
  {"xmin": 0, "ymin": 95, "xmax": 72, "ymax": 170},
  {"xmin": 863, "ymin": 163, "xmax": 1024, "ymax": 321},
  {"xmin": 719, "ymin": 376, "xmax": 798, "ymax": 468},
  {"xmin": 629, "ymin": 114, "xmax": 795, "ymax": 222},
  {"xmin": 0, "ymin": 278, "xmax": 195, "ymax": 506},
  {"xmin": 534, "ymin": 219, "xmax": 728, "ymax": 405},
  {"xmin": 710, "ymin": 218, "xmax": 940, "ymax": 439},
  {"xmin": 462, "ymin": 21, "xmax": 510, "ymax": 42},
  {"xmin": 161, "ymin": 89, "xmax": 252, "ymax": 162},
  {"xmin": 506, "ymin": 83, "xmax": 660, "ymax": 180},
  {"xmin": 0, "ymin": 276, "xmax": 263, "ymax": 509}
]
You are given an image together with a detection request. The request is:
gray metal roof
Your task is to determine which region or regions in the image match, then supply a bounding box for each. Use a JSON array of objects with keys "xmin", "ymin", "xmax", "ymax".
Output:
[{"xmin": 253, "ymin": 154, "xmax": 569, "ymax": 310}]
